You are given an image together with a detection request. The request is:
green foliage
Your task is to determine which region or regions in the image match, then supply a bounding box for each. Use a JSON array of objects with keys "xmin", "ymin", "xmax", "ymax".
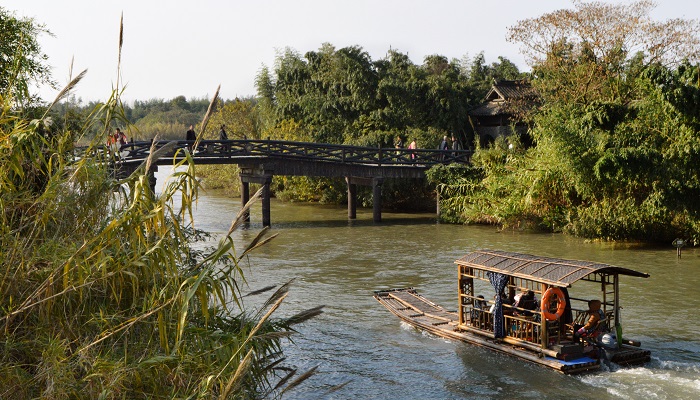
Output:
[
  {"xmin": 426, "ymin": 163, "xmax": 481, "ymax": 187},
  {"xmin": 0, "ymin": 7, "xmax": 55, "ymax": 106},
  {"xmin": 273, "ymin": 176, "xmax": 346, "ymax": 204},
  {"xmin": 252, "ymin": 44, "xmax": 525, "ymax": 206},
  {"xmin": 439, "ymin": 58, "xmax": 700, "ymax": 241},
  {"xmin": 202, "ymin": 98, "xmax": 260, "ymax": 140},
  {"xmin": 128, "ymin": 96, "xmax": 210, "ymax": 140},
  {"xmin": 436, "ymin": 136, "xmax": 557, "ymax": 229}
]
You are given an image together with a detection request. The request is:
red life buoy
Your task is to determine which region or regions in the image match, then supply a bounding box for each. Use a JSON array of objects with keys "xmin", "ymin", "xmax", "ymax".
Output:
[{"xmin": 540, "ymin": 287, "xmax": 566, "ymax": 321}]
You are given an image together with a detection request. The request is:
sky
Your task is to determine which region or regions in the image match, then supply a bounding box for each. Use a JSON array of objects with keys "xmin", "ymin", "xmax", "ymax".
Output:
[{"xmin": 5, "ymin": 0, "xmax": 700, "ymax": 103}]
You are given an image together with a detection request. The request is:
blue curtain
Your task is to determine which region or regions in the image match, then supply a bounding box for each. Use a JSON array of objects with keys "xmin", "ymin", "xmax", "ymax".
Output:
[{"xmin": 488, "ymin": 272, "xmax": 508, "ymax": 339}]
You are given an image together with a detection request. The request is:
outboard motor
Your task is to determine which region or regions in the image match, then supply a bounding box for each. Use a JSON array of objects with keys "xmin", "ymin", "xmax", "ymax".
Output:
[{"xmin": 599, "ymin": 333, "xmax": 619, "ymax": 361}]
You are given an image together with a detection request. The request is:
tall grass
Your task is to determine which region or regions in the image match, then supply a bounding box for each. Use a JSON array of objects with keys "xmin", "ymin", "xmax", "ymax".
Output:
[{"xmin": 0, "ymin": 18, "xmax": 320, "ymax": 399}]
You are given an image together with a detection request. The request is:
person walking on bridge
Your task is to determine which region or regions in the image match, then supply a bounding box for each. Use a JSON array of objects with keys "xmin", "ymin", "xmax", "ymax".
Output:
[
  {"xmin": 219, "ymin": 124, "xmax": 229, "ymax": 155},
  {"xmin": 116, "ymin": 128, "xmax": 127, "ymax": 146},
  {"xmin": 186, "ymin": 125, "xmax": 196, "ymax": 152},
  {"xmin": 219, "ymin": 124, "xmax": 228, "ymax": 140},
  {"xmin": 439, "ymin": 135, "xmax": 449, "ymax": 162},
  {"xmin": 451, "ymin": 135, "xmax": 462, "ymax": 158},
  {"xmin": 408, "ymin": 138, "xmax": 417, "ymax": 162}
]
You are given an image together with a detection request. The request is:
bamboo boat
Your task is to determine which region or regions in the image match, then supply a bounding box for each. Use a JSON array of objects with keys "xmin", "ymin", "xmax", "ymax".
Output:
[{"xmin": 374, "ymin": 250, "xmax": 651, "ymax": 374}]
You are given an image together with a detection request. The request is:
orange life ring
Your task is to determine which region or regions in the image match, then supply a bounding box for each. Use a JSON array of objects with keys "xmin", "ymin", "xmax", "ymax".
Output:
[{"xmin": 540, "ymin": 287, "xmax": 566, "ymax": 321}]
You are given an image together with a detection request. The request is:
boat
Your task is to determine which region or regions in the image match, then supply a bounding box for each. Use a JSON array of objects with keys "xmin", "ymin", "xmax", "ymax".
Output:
[{"xmin": 374, "ymin": 249, "xmax": 651, "ymax": 374}]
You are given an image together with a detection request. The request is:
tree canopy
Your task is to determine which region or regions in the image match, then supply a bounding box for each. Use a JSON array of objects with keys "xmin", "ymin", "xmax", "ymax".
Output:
[{"xmin": 256, "ymin": 44, "xmax": 526, "ymax": 149}]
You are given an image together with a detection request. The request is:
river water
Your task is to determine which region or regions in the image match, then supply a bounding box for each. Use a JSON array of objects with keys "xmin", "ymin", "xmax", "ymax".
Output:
[{"xmin": 158, "ymin": 169, "xmax": 700, "ymax": 399}]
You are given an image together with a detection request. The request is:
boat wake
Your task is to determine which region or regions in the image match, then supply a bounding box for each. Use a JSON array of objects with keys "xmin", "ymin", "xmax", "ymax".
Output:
[{"xmin": 579, "ymin": 356, "xmax": 700, "ymax": 399}]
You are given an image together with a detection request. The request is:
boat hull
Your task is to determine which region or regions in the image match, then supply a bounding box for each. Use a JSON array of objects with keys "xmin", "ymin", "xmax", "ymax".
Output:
[{"xmin": 374, "ymin": 288, "xmax": 649, "ymax": 374}]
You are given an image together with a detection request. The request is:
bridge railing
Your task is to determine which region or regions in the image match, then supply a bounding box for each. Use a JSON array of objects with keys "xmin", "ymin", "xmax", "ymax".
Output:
[{"xmin": 76, "ymin": 139, "xmax": 472, "ymax": 166}]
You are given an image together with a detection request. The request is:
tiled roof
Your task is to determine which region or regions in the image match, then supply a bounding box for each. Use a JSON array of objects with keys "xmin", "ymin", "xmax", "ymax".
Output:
[
  {"xmin": 470, "ymin": 80, "xmax": 537, "ymax": 117},
  {"xmin": 486, "ymin": 80, "xmax": 536, "ymax": 101},
  {"xmin": 468, "ymin": 101, "xmax": 504, "ymax": 117}
]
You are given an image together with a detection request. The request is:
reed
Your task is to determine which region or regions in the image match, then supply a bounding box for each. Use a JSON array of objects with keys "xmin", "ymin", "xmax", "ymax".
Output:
[{"xmin": 0, "ymin": 16, "xmax": 320, "ymax": 399}]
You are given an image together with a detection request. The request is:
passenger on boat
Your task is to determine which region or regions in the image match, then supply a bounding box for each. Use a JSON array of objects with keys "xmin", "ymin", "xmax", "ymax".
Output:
[
  {"xmin": 471, "ymin": 295, "xmax": 488, "ymax": 326},
  {"xmin": 474, "ymin": 295, "xmax": 488, "ymax": 312},
  {"xmin": 489, "ymin": 292, "xmax": 509, "ymax": 314},
  {"xmin": 513, "ymin": 290, "xmax": 538, "ymax": 317},
  {"xmin": 574, "ymin": 299, "xmax": 606, "ymax": 341}
]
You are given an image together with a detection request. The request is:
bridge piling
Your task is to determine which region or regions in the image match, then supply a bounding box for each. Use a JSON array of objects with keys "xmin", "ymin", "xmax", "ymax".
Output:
[
  {"xmin": 241, "ymin": 180, "xmax": 250, "ymax": 223},
  {"xmin": 240, "ymin": 166, "xmax": 273, "ymax": 227},
  {"xmin": 372, "ymin": 178, "xmax": 383, "ymax": 223},
  {"xmin": 346, "ymin": 178, "xmax": 357, "ymax": 219},
  {"xmin": 262, "ymin": 180, "xmax": 271, "ymax": 227}
]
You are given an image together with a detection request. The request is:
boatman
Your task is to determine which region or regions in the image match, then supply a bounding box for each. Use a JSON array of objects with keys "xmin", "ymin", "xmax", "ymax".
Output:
[{"xmin": 574, "ymin": 299, "xmax": 606, "ymax": 341}]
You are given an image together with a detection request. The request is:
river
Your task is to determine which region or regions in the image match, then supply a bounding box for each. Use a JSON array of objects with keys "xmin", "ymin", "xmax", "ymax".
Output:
[{"xmin": 159, "ymin": 169, "xmax": 700, "ymax": 399}]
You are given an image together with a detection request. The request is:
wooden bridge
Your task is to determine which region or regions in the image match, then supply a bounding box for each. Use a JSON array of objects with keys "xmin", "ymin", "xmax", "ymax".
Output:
[{"xmin": 88, "ymin": 139, "xmax": 472, "ymax": 226}]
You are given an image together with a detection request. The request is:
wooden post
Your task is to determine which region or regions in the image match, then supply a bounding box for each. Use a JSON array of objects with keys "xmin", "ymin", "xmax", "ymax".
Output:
[
  {"xmin": 262, "ymin": 179, "xmax": 271, "ymax": 227},
  {"xmin": 346, "ymin": 177, "xmax": 357, "ymax": 219},
  {"xmin": 241, "ymin": 179, "xmax": 250, "ymax": 223},
  {"xmin": 372, "ymin": 178, "xmax": 383, "ymax": 223}
]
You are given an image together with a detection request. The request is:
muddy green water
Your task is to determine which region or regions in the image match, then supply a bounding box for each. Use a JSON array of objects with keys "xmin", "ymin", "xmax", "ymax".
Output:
[{"xmin": 160, "ymin": 169, "xmax": 700, "ymax": 399}]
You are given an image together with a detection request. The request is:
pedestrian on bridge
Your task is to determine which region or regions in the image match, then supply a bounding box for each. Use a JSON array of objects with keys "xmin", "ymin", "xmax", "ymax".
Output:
[
  {"xmin": 440, "ymin": 135, "xmax": 449, "ymax": 151},
  {"xmin": 219, "ymin": 124, "xmax": 228, "ymax": 140},
  {"xmin": 219, "ymin": 124, "xmax": 229, "ymax": 154},
  {"xmin": 451, "ymin": 135, "xmax": 462, "ymax": 158},
  {"xmin": 408, "ymin": 138, "xmax": 417, "ymax": 162},
  {"xmin": 106, "ymin": 131, "xmax": 118, "ymax": 154},
  {"xmin": 395, "ymin": 135, "xmax": 403, "ymax": 156},
  {"xmin": 116, "ymin": 128, "xmax": 127, "ymax": 146},
  {"xmin": 186, "ymin": 125, "xmax": 196, "ymax": 152},
  {"xmin": 439, "ymin": 135, "xmax": 449, "ymax": 161}
]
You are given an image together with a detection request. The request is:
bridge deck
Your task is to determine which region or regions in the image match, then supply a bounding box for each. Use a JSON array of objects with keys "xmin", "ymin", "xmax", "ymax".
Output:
[
  {"xmin": 80, "ymin": 139, "xmax": 472, "ymax": 226},
  {"xmin": 80, "ymin": 139, "xmax": 471, "ymax": 180}
]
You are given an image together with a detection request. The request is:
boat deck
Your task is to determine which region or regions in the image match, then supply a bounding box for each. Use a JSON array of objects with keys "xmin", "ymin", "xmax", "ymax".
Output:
[{"xmin": 374, "ymin": 288, "xmax": 649, "ymax": 374}]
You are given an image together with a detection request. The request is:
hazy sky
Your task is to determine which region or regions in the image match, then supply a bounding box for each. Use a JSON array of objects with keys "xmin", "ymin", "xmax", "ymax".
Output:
[{"xmin": 5, "ymin": 1, "xmax": 700, "ymax": 103}]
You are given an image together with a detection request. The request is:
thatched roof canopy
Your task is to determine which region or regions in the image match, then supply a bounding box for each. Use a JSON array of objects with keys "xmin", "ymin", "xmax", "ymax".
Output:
[{"xmin": 455, "ymin": 249, "xmax": 649, "ymax": 288}]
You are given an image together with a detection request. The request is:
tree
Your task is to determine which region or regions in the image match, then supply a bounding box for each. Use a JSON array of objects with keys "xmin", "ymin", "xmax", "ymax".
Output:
[
  {"xmin": 372, "ymin": 49, "xmax": 429, "ymax": 132},
  {"xmin": 508, "ymin": 0, "xmax": 700, "ymax": 105},
  {"xmin": 509, "ymin": 0, "xmax": 700, "ymax": 69},
  {"xmin": 438, "ymin": 1, "xmax": 700, "ymax": 242},
  {"xmin": 421, "ymin": 55, "xmax": 472, "ymax": 140},
  {"xmin": 0, "ymin": 7, "xmax": 55, "ymax": 106}
]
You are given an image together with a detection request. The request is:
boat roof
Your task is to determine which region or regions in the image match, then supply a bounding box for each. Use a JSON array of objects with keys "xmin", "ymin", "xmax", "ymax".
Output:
[{"xmin": 455, "ymin": 250, "xmax": 650, "ymax": 288}]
